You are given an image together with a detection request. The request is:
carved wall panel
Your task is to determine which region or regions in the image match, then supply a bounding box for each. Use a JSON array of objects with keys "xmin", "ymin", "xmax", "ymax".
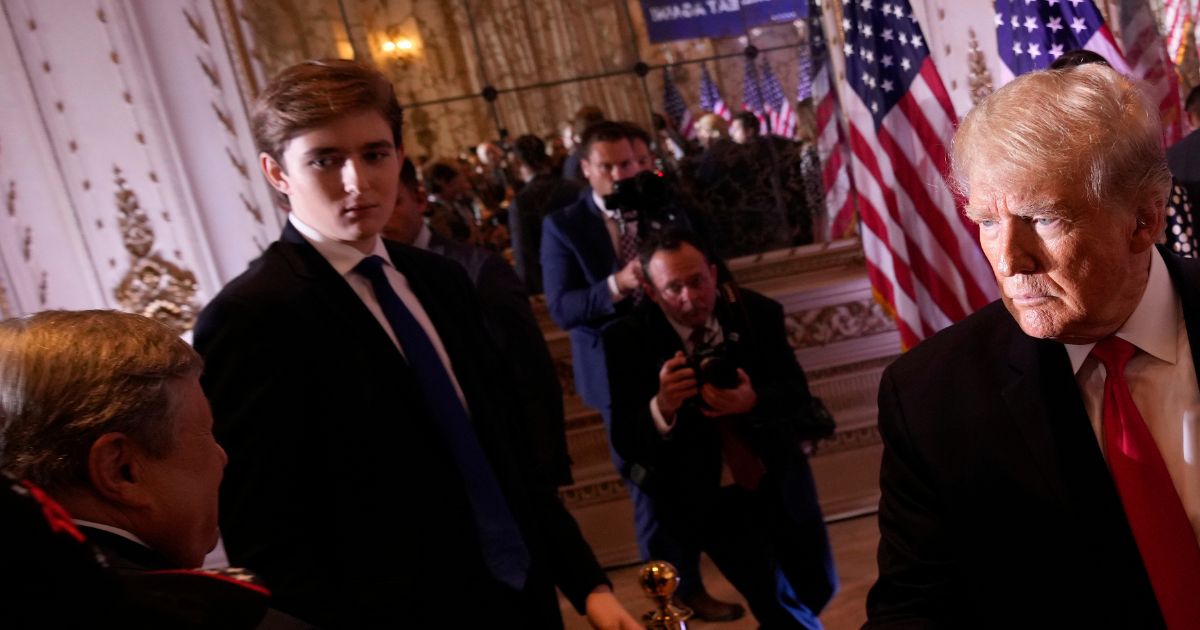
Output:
[{"xmin": 0, "ymin": 0, "xmax": 281, "ymax": 328}]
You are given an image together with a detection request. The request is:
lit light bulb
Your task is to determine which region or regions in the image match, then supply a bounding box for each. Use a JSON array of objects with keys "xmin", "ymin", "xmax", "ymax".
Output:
[
  {"xmin": 381, "ymin": 40, "xmax": 396, "ymax": 53},
  {"xmin": 396, "ymin": 38, "xmax": 414, "ymax": 51}
]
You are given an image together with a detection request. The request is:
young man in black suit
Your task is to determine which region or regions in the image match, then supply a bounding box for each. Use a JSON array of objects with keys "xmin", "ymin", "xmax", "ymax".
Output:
[
  {"xmin": 603, "ymin": 229, "xmax": 836, "ymax": 628},
  {"xmin": 868, "ymin": 63, "xmax": 1200, "ymax": 628},
  {"xmin": 193, "ymin": 59, "xmax": 637, "ymax": 629}
]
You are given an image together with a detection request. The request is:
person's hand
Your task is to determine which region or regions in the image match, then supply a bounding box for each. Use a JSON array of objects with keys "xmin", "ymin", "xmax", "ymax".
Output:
[
  {"xmin": 615, "ymin": 258, "xmax": 643, "ymax": 295},
  {"xmin": 701, "ymin": 368, "xmax": 757, "ymax": 417},
  {"xmin": 585, "ymin": 587, "xmax": 642, "ymax": 630},
  {"xmin": 657, "ymin": 351, "xmax": 697, "ymax": 421}
]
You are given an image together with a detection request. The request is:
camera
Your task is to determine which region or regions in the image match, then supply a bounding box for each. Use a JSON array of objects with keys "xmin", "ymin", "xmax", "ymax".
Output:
[
  {"xmin": 690, "ymin": 343, "xmax": 740, "ymax": 389},
  {"xmin": 602, "ymin": 170, "xmax": 676, "ymax": 227}
]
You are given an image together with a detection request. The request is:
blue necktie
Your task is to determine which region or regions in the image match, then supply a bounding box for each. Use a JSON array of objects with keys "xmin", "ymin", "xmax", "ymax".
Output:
[{"xmin": 354, "ymin": 255, "xmax": 530, "ymax": 591}]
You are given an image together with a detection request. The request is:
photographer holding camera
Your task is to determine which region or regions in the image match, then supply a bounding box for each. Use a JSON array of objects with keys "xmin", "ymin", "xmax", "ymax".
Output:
[{"xmin": 603, "ymin": 228, "xmax": 837, "ymax": 629}]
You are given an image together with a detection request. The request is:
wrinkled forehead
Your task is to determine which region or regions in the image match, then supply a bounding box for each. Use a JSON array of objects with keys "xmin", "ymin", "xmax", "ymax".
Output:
[{"xmin": 964, "ymin": 150, "xmax": 1083, "ymax": 208}]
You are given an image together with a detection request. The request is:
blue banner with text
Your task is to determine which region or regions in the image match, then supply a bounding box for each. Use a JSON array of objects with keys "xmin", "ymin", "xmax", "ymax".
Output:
[{"xmin": 641, "ymin": 0, "xmax": 807, "ymax": 43}]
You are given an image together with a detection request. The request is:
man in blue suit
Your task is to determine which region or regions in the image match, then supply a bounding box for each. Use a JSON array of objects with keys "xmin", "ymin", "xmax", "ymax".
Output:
[{"xmin": 541, "ymin": 121, "xmax": 743, "ymax": 621}]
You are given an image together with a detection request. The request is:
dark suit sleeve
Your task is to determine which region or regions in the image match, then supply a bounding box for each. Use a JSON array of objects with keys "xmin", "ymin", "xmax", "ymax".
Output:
[
  {"xmin": 602, "ymin": 317, "xmax": 667, "ymax": 477},
  {"xmin": 427, "ymin": 254, "xmax": 608, "ymax": 612},
  {"xmin": 864, "ymin": 366, "xmax": 953, "ymax": 629},
  {"xmin": 474, "ymin": 255, "xmax": 572, "ymax": 487},
  {"xmin": 540, "ymin": 214, "xmax": 617, "ymax": 330},
  {"xmin": 193, "ymin": 294, "xmax": 329, "ymax": 623},
  {"xmin": 741, "ymin": 296, "xmax": 814, "ymax": 437}
]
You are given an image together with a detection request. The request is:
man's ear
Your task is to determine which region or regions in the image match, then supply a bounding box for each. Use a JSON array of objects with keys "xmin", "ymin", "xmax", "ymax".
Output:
[
  {"xmin": 87, "ymin": 433, "xmax": 153, "ymax": 509},
  {"xmin": 1131, "ymin": 199, "xmax": 1165, "ymax": 253},
  {"xmin": 260, "ymin": 152, "xmax": 291, "ymax": 196}
]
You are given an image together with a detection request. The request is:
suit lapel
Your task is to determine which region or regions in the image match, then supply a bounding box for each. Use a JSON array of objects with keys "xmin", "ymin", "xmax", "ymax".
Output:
[
  {"xmin": 277, "ymin": 223, "xmax": 406, "ymax": 366},
  {"xmin": 1002, "ymin": 322, "xmax": 1087, "ymax": 500}
]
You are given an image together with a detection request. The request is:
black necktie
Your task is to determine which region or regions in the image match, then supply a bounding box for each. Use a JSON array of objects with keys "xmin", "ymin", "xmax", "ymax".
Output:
[{"xmin": 354, "ymin": 255, "xmax": 530, "ymax": 591}]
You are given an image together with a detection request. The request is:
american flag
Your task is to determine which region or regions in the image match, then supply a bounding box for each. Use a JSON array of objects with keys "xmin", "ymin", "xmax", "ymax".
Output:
[
  {"xmin": 843, "ymin": 0, "xmax": 997, "ymax": 348},
  {"xmin": 741, "ymin": 55, "xmax": 769, "ymax": 134},
  {"xmin": 663, "ymin": 67, "xmax": 696, "ymax": 139},
  {"xmin": 760, "ymin": 58, "xmax": 797, "ymax": 138},
  {"xmin": 808, "ymin": 0, "xmax": 856, "ymax": 239},
  {"xmin": 699, "ymin": 64, "xmax": 731, "ymax": 121},
  {"xmin": 1116, "ymin": 0, "xmax": 1185, "ymax": 145},
  {"xmin": 1164, "ymin": 0, "xmax": 1193, "ymax": 64},
  {"xmin": 993, "ymin": 0, "xmax": 1131, "ymax": 85}
]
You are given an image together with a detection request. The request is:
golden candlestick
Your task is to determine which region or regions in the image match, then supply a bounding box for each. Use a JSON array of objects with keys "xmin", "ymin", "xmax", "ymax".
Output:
[{"xmin": 638, "ymin": 561, "xmax": 691, "ymax": 630}]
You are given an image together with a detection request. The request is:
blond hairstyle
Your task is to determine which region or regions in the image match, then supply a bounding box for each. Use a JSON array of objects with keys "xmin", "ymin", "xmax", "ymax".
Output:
[
  {"xmin": 0, "ymin": 310, "xmax": 202, "ymax": 490},
  {"xmin": 952, "ymin": 63, "xmax": 1171, "ymax": 213},
  {"xmin": 695, "ymin": 113, "xmax": 729, "ymax": 137}
]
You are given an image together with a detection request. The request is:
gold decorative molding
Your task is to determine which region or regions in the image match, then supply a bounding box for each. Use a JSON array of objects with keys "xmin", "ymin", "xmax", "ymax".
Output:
[
  {"xmin": 199, "ymin": 58, "xmax": 221, "ymax": 89},
  {"xmin": 728, "ymin": 238, "xmax": 865, "ymax": 286},
  {"xmin": 806, "ymin": 354, "xmax": 898, "ymax": 381},
  {"xmin": 558, "ymin": 478, "xmax": 629, "ymax": 509},
  {"xmin": 787, "ymin": 298, "xmax": 896, "ymax": 349},
  {"xmin": 111, "ymin": 166, "xmax": 200, "ymax": 334},
  {"xmin": 226, "ymin": 148, "xmax": 248, "ymax": 178},
  {"xmin": 212, "ymin": 103, "xmax": 235, "ymax": 136},
  {"xmin": 239, "ymin": 193, "xmax": 263, "ymax": 224},
  {"xmin": 184, "ymin": 8, "xmax": 209, "ymax": 45},
  {"xmin": 0, "ymin": 282, "xmax": 11, "ymax": 319},
  {"xmin": 967, "ymin": 28, "xmax": 993, "ymax": 106},
  {"xmin": 813, "ymin": 424, "xmax": 881, "ymax": 457}
]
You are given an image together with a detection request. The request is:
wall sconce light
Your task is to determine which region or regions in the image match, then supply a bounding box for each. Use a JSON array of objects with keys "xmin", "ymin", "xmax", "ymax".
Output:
[{"xmin": 381, "ymin": 37, "xmax": 415, "ymax": 54}]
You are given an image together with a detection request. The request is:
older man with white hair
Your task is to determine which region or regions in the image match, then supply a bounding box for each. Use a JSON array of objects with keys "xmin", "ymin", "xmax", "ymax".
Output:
[{"xmin": 867, "ymin": 63, "xmax": 1200, "ymax": 627}]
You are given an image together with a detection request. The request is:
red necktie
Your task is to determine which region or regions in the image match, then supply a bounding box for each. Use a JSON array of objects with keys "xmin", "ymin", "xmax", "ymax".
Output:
[
  {"xmin": 1091, "ymin": 336, "xmax": 1200, "ymax": 627},
  {"xmin": 691, "ymin": 326, "xmax": 766, "ymax": 490}
]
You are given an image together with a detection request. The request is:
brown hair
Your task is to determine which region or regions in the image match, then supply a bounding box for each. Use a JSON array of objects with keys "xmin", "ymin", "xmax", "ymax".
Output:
[
  {"xmin": 0, "ymin": 310, "xmax": 202, "ymax": 490},
  {"xmin": 252, "ymin": 59, "xmax": 403, "ymax": 204}
]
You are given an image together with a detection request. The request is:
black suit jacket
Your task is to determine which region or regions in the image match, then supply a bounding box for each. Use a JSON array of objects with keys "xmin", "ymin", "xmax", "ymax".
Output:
[
  {"xmin": 603, "ymin": 288, "xmax": 818, "ymax": 505},
  {"xmin": 1168, "ymin": 130, "xmax": 1200, "ymax": 207},
  {"xmin": 424, "ymin": 231, "xmax": 572, "ymax": 487},
  {"xmin": 865, "ymin": 248, "xmax": 1200, "ymax": 629},
  {"xmin": 509, "ymin": 173, "xmax": 582, "ymax": 295},
  {"xmin": 194, "ymin": 223, "xmax": 604, "ymax": 628}
]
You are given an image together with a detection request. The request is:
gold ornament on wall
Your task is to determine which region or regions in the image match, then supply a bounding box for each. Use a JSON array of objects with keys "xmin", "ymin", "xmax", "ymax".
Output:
[
  {"xmin": 111, "ymin": 166, "xmax": 200, "ymax": 333},
  {"xmin": 0, "ymin": 282, "xmax": 11, "ymax": 319},
  {"xmin": 967, "ymin": 28, "xmax": 993, "ymax": 106}
]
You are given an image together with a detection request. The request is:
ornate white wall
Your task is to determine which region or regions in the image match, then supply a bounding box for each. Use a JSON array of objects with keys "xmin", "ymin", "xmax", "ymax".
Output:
[{"xmin": 0, "ymin": 0, "xmax": 279, "ymax": 329}]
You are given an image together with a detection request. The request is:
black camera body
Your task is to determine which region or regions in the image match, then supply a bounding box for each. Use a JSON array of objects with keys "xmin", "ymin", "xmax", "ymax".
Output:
[
  {"xmin": 602, "ymin": 170, "xmax": 676, "ymax": 227},
  {"xmin": 690, "ymin": 342, "xmax": 740, "ymax": 390}
]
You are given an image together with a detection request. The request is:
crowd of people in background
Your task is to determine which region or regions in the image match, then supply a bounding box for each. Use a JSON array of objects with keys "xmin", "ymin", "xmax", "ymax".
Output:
[{"xmin": 400, "ymin": 100, "xmax": 828, "ymax": 296}]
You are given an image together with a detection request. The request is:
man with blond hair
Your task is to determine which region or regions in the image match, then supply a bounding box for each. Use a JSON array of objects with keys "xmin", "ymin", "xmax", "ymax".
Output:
[{"xmin": 867, "ymin": 63, "xmax": 1200, "ymax": 627}]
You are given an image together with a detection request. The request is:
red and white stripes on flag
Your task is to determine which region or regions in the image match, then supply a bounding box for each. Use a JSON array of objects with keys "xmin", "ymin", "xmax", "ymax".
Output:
[
  {"xmin": 806, "ymin": 0, "xmax": 855, "ymax": 239},
  {"xmin": 699, "ymin": 65, "xmax": 732, "ymax": 121},
  {"xmin": 843, "ymin": 0, "xmax": 997, "ymax": 349},
  {"xmin": 1118, "ymin": 0, "xmax": 1185, "ymax": 145},
  {"xmin": 1164, "ymin": 0, "xmax": 1193, "ymax": 64}
]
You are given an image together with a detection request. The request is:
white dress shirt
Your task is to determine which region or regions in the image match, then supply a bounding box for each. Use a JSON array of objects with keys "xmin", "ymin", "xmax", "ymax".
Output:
[
  {"xmin": 72, "ymin": 519, "xmax": 149, "ymax": 547},
  {"xmin": 1064, "ymin": 249, "xmax": 1200, "ymax": 544},
  {"xmin": 289, "ymin": 214, "xmax": 467, "ymax": 407},
  {"xmin": 593, "ymin": 191, "xmax": 637, "ymax": 302}
]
